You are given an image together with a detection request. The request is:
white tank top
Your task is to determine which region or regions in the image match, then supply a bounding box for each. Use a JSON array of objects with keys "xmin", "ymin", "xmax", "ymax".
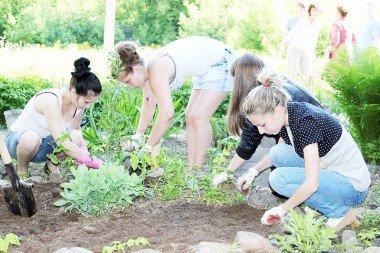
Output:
[
  {"xmin": 11, "ymin": 88, "xmax": 80, "ymax": 138},
  {"xmin": 145, "ymin": 36, "xmax": 230, "ymax": 91}
]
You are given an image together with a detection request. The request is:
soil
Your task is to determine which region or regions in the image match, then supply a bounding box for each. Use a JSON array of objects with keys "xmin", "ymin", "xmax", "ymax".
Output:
[{"xmin": 0, "ymin": 182, "xmax": 282, "ymax": 253}]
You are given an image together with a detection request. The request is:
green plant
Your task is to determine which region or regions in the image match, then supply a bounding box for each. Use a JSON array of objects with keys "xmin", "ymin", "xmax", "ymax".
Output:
[
  {"xmin": 271, "ymin": 209, "xmax": 337, "ymax": 252},
  {"xmin": 102, "ymin": 237, "xmax": 149, "ymax": 253},
  {"xmin": 0, "ymin": 74, "xmax": 54, "ymax": 126},
  {"xmin": 46, "ymin": 132, "xmax": 71, "ymax": 165},
  {"xmin": 323, "ymin": 47, "xmax": 380, "ymax": 163},
  {"xmin": 355, "ymin": 214, "xmax": 380, "ymax": 247},
  {"xmin": 0, "ymin": 233, "xmax": 21, "ymax": 253},
  {"xmin": 54, "ymin": 162, "xmax": 147, "ymax": 216}
]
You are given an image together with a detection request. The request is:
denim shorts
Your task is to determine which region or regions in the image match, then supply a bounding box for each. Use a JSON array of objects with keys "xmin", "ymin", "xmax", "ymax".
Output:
[
  {"xmin": 192, "ymin": 48, "xmax": 237, "ymax": 92},
  {"xmin": 6, "ymin": 131, "xmax": 57, "ymax": 163}
]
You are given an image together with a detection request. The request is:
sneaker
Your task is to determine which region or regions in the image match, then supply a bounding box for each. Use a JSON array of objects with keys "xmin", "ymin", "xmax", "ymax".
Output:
[{"xmin": 326, "ymin": 208, "xmax": 357, "ymax": 232}]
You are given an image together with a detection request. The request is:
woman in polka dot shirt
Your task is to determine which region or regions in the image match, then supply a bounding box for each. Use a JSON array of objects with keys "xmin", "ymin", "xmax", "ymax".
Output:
[{"xmin": 237, "ymin": 69, "xmax": 371, "ymax": 232}]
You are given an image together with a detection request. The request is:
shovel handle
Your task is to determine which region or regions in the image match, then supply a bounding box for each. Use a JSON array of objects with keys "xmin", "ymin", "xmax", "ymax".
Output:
[{"xmin": 0, "ymin": 134, "xmax": 12, "ymax": 164}]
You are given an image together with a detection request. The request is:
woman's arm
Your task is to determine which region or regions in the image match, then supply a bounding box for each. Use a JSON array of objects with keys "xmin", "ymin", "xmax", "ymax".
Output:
[
  {"xmin": 145, "ymin": 56, "xmax": 175, "ymax": 147},
  {"xmin": 136, "ymin": 85, "xmax": 156, "ymax": 135},
  {"xmin": 281, "ymin": 143, "xmax": 320, "ymax": 210},
  {"xmin": 35, "ymin": 93, "xmax": 83, "ymax": 160}
]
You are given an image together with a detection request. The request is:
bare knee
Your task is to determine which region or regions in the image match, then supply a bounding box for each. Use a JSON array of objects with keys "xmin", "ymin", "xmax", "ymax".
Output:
[
  {"xmin": 68, "ymin": 129, "xmax": 83, "ymax": 146},
  {"xmin": 18, "ymin": 131, "xmax": 41, "ymax": 154}
]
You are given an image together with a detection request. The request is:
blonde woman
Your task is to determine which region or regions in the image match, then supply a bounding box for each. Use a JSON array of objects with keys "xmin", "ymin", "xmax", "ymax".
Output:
[{"xmin": 237, "ymin": 70, "xmax": 371, "ymax": 232}]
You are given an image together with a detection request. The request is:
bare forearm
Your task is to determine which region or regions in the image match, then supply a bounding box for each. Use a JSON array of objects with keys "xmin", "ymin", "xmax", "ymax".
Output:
[
  {"xmin": 146, "ymin": 112, "xmax": 173, "ymax": 146},
  {"xmin": 282, "ymin": 183, "xmax": 316, "ymax": 210},
  {"xmin": 227, "ymin": 154, "xmax": 247, "ymax": 172}
]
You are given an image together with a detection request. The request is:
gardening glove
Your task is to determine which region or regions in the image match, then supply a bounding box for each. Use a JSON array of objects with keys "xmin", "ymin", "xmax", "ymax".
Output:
[
  {"xmin": 237, "ymin": 167, "xmax": 259, "ymax": 191},
  {"xmin": 76, "ymin": 150, "xmax": 103, "ymax": 169},
  {"xmin": 212, "ymin": 171, "xmax": 233, "ymax": 188},
  {"xmin": 261, "ymin": 205, "xmax": 288, "ymax": 225},
  {"xmin": 74, "ymin": 140, "xmax": 89, "ymax": 166},
  {"xmin": 123, "ymin": 133, "xmax": 144, "ymax": 152}
]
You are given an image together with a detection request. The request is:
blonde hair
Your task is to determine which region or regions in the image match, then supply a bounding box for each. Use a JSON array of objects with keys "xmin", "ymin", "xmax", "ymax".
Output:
[
  {"xmin": 227, "ymin": 53, "xmax": 265, "ymax": 136},
  {"xmin": 114, "ymin": 41, "xmax": 144, "ymax": 75},
  {"xmin": 242, "ymin": 69, "xmax": 291, "ymax": 116}
]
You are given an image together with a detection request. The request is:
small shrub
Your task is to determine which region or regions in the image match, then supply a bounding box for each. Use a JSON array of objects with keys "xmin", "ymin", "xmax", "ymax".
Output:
[
  {"xmin": 0, "ymin": 233, "xmax": 21, "ymax": 253},
  {"xmin": 270, "ymin": 209, "xmax": 337, "ymax": 253},
  {"xmin": 54, "ymin": 162, "xmax": 147, "ymax": 216}
]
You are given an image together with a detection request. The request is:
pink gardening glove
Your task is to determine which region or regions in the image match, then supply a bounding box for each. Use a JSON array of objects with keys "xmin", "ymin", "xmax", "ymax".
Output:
[{"xmin": 74, "ymin": 141, "xmax": 103, "ymax": 168}]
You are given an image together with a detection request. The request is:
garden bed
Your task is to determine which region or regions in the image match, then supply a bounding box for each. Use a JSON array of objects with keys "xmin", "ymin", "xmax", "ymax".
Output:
[{"xmin": 0, "ymin": 182, "xmax": 282, "ymax": 253}]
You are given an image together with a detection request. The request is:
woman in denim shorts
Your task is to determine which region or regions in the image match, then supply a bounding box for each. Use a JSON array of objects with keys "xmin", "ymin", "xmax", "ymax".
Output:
[
  {"xmin": 6, "ymin": 57, "xmax": 103, "ymax": 177},
  {"xmin": 115, "ymin": 36, "xmax": 237, "ymax": 170}
]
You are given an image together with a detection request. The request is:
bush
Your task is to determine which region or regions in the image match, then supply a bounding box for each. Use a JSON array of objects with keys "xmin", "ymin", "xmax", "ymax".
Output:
[
  {"xmin": 0, "ymin": 74, "xmax": 54, "ymax": 126},
  {"xmin": 323, "ymin": 47, "xmax": 380, "ymax": 163}
]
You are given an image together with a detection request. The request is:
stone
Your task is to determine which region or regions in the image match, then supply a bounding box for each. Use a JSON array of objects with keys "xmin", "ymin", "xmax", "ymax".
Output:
[
  {"xmin": 0, "ymin": 179, "xmax": 10, "ymax": 187},
  {"xmin": 53, "ymin": 247, "xmax": 93, "ymax": 253},
  {"xmin": 363, "ymin": 247, "xmax": 380, "ymax": 253},
  {"xmin": 192, "ymin": 242, "xmax": 242, "ymax": 253},
  {"xmin": 48, "ymin": 173, "xmax": 62, "ymax": 183},
  {"xmin": 234, "ymin": 231, "xmax": 278, "ymax": 253},
  {"xmin": 246, "ymin": 187, "xmax": 278, "ymax": 210},
  {"xmin": 82, "ymin": 226, "xmax": 98, "ymax": 234},
  {"xmin": 145, "ymin": 167, "xmax": 164, "ymax": 181}
]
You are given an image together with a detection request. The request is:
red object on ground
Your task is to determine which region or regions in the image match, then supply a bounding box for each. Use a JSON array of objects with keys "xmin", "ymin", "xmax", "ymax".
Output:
[{"xmin": 267, "ymin": 214, "xmax": 280, "ymax": 224}]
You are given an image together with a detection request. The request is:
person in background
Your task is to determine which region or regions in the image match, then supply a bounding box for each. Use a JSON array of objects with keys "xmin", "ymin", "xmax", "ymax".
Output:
[
  {"xmin": 280, "ymin": 3, "xmax": 321, "ymax": 82},
  {"xmin": 356, "ymin": 1, "xmax": 380, "ymax": 50},
  {"xmin": 115, "ymin": 36, "xmax": 237, "ymax": 170},
  {"xmin": 279, "ymin": 2, "xmax": 305, "ymax": 58},
  {"xmin": 212, "ymin": 53, "xmax": 322, "ymax": 188},
  {"xmin": 237, "ymin": 70, "xmax": 371, "ymax": 232},
  {"xmin": 6, "ymin": 57, "xmax": 103, "ymax": 178},
  {"xmin": 328, "ymin": 5, "xmax": 356, "ymax": 59}
]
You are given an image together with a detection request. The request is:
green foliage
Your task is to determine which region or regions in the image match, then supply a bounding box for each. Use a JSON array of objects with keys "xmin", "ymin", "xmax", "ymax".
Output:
[
  {"xmin": 102, "ymin": 238, "xmax": 149, "ymax": 253},
  {"xmin": 271, "ymin": 209, "xmax": 337, "ymax": 253},
  {"xmin": 54, "ymin": 162, "xmax": 147, "ymax": 216},
  {"xmin": 323, "ymin": 47, "xmax": 380, "ymax": 163},
  {"xmin": 355, "ymin": 214, "xmax": 380, "ymax": 247},
  {"xmin": 46, "ymin": 132, "xmax": 71, "ymax": 165},
  {"xmin": 0, "ymin": 233, "xmax": 21, "ymax": 253},
  {"xmin": 363, "ymin": 182, "xmax": 380, "ymax": 210},
  {"xmin": 0, "ymin": 74, "xmax": 54, "ymax": 125}
]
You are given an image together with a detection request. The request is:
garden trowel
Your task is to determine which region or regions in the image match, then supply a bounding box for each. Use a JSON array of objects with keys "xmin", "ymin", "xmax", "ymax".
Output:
[{"xmin": 0, "ymin": 134, "xmax": 37, "ymax": 217}]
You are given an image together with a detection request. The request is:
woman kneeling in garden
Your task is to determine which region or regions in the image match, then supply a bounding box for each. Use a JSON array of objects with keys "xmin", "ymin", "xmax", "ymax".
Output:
[
  {"xmin": 237, "ymin": 70, "xmax": 371, "ymax": 232},
  {"xmin": 6, "ymin": 57, "xmax": 103, "ymax": 177}
]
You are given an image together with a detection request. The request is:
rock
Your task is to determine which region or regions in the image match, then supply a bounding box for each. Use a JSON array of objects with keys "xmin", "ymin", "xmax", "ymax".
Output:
[
  {"xmin": 234, "ymin": 231, "xmax": 278, "ymax": 253},
  {"xmin": 0, "ymin": 179, "xmax": 10, "ymax": 187},
  {"xmin": 82, "ymin": 226, "xmax": 98, "ymax": 234},
  {"xmin": 145, "ymin": 167, "xmax": 164, "ymax": 181},
  {"xmin": 133, "ymin": 250, "xmax": 162, "ymax": 253},
  {"xmin": 363, "ymin": 247, "xmax": 380, "ymax": 253},
  {"xmin": 53, "ymin": 247, "xmax": 93, "ymax": 253},
  {"xmin": 192, "ymin": 242, "xmax": 242, "ymax": 253},
  {"xmin": 48, "ymin": 173, "xmax": 62, "ymax": 183},
  {"xmin": 342, "ymin": 230, "xmax": 356, "ymax": 242},
  {"xmin": 246, "ymin": 187, "xmax": 278, "ymax": 210},
  {"xmin": 27, "ymin": 175, "xmax": 45, "ymax": 183}
]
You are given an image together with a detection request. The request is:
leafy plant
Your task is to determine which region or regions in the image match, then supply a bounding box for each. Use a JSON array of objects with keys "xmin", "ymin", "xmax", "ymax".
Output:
[
  {"xmin": 0, "ymin": 233, "xmax": 21, "ymax": 253},
  {"xmin": 102, "ymin": 237, "xmax": 149, "ymax": 253},
  {"xmin": 54, "ymin": 162, "xmax": 147, "ymax": 216},
  {"xmin": 46, "ymin": 132, "xmax": 71, "ymax": 165},
  {"xmin": 355, "ymin": 214, "xmax": 380, "ymax": 247},
  {"xmin": 270, "ymin": 209, "xmax": 337, "ymax": 253},
  {"xmin": 0, "ymin": 74, "xmax": 53, "ymax": 126},
  {"xmin": 323, "ymin": 47, "xmax": 380, "ymax": 163}
]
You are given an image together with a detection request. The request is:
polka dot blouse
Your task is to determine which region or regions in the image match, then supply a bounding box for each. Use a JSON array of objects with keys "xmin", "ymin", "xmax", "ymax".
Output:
[{"xmin": 280, "ymin": 102, "xmax": 342, "ymax": 158}]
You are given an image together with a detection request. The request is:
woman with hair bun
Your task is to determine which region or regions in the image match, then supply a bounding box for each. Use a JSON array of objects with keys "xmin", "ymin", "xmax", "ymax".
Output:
[
  {"xmin": 115, "ymin": 36, "xmax": 237, "ymax": 170},
  {"xmin": 6, "ymin": 57, "xmax": 103, "ymax": 178},
  {"xmin": 237, "ymin": 69, "xmax": 371, "ymax": 232}
]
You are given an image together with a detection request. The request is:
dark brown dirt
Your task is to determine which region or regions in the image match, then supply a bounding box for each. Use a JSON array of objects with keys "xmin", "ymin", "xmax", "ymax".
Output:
[{"xmin": 0, "ymin": 182, "xmax": 283, "ymax": 253}]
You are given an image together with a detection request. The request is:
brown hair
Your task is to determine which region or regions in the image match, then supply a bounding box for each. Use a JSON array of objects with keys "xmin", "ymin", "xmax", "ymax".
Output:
[
  {"xmin": 114, "ymin": 41, "xmax": 144, "ymax": 75},
  {"xmin": 227, "ymin": 53, "xmax": 265, "ymax": 136},
  {"xmin": 337, "ymin": 5, "xmax": 348, "ymax": 18},
  {"xmin": 308, "ymin": 3, "xmax": 319, "ymax": 16},
  {"xmin": 242, "ymin": 69, "xmax": 291, "ymax": 116}
]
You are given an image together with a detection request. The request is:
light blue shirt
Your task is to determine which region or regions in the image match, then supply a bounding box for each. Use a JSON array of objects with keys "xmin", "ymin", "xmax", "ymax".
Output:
[{"xmin": 357, "ymin": 18, "xmax": 380, "ymax": 50}]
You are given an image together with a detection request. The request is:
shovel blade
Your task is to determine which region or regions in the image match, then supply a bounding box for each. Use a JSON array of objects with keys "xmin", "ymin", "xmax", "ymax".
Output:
[{"xmin": 3, "ymin": 182, "xmax": 37, "ymax": 217}]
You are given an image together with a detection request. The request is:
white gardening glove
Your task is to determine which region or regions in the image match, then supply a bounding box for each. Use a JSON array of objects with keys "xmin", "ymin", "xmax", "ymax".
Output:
[
  {"xmin": 237, "ymin": 167, "xmax": 259, "ymax": 191},
  {"xmin": 140, "ymin": 144, "xmax": 153, "ymax": 153},
  {"xmin": 124, "ymin": 133, "xmax": 144, "ymax": 152},
  {"xmin": 261, "ymin": 205, "xmax": 288, "ymax": 225},
  {"xmin": 212, "ymin": 171, "xmax": 233, "ymax": 188}
]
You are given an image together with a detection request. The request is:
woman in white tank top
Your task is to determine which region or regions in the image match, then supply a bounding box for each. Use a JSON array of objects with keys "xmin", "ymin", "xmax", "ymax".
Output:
[
  {"xmin": 6, "ymin": 57, "xmax": 103, "ymax": 177},
  {"xmin": 115, "ymin": 36, "xmax": 237, "ymax": 170}
]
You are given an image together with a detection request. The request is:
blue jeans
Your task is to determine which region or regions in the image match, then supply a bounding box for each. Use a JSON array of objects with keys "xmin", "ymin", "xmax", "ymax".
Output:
[
  {"xmin": 268, "ymin": 144, "xmax": 368, "ymax": 218},
  {"xmin": 6, "ymin": 131, "xmax": 57, "ymax": 163}
]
